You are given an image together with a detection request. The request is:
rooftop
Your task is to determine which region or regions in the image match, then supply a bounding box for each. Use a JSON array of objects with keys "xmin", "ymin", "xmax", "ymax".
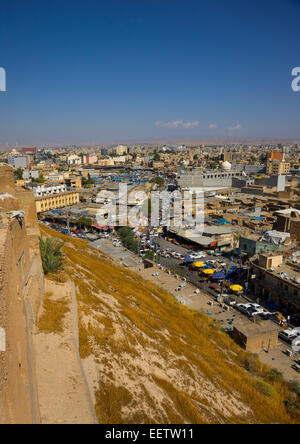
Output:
[{"xmin": 233, "ymin": 320, "xmax": 279, "ymax": 337}]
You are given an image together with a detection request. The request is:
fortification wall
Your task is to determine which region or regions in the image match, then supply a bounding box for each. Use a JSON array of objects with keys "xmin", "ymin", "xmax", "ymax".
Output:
[{"xmin": 0, "ymin": 166, "xmax": 44, "ymax": 423}]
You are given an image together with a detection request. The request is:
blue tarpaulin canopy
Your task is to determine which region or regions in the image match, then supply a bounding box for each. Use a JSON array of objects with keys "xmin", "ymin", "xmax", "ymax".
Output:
[
  {"xmin": 216, "ymin": 218, "xmax": 231, "ymax": 225},
  {"xmin": 212, "ymin": 272, "xmax": 225, "ymax": 280}
]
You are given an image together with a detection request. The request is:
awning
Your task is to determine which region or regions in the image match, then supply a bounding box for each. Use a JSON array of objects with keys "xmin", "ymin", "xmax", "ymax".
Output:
[
  {"xmin": 92, "ymin": 224, "xmax": 110, "ymax": 231},
  {"xmin": 212, "ymin": 272, "xmax": 225, "ymax": 280}
]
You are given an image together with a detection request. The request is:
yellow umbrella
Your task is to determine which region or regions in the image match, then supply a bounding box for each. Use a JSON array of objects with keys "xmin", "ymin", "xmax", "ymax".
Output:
[
  {"xmin": 230, "ymin": 284, "xmax": 243, "ymax": 292},
  {"xmin": 193, "ymin": 262, "xmax": 205, "ymax": 268},
  {"xmin": 203, "ymin": 268, "xmax": 214, "ymax": 275}
]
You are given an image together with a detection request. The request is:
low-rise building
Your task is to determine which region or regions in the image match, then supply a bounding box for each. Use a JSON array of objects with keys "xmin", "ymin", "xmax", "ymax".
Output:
[
  {"xmin": 232, "ymin": 321, "xmax": 279, "ymax": 352},
  {"xmin": 31, "ymin": 183, "xmax": 67, "ymax": 197},
  {"xmin": 239, "ymin": 231, "xmax": 290, "ymax": 256},
  {"xmin": 274, "ymin": 208, "xmax": 300, "ymax": 241},
  {"xmin": 65, "ymin": 176, "xmax": 82, "ymax": 190}
]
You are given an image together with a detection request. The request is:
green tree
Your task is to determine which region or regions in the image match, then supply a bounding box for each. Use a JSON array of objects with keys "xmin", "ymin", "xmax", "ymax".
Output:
[
  {"xmin": 14, "ymin": 168, "xmax": 23, "ymax": 181},
  {"xmin": 82, "ymin": 175, "xmax": 95, "ymax": 186},
  {"xmin": 150, "ymin": 176, "xmax": 165, "ymax": 187},
  {"xmin": 34, "ymin": 173, "xmax": 45, "ymax": 183},
  {"xmin": 76, "ymin": 216, "xmax": 92, "ymax": 229},
  {"xmin": 39, "ymin": 237, "xmax": 64, "ymax": 275},
  {"xmin": 117, "ymin": 227, "xmax": 138, "ymax": 253},
  {"xmin": 145, "ymin": 250, "xmax": 155, "ymax": 261}
]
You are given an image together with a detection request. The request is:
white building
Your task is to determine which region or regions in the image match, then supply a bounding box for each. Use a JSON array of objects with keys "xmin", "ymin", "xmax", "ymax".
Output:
[
  {"xmin": 115, "ymin": 145, "xmax": 128, "ymax": 156},
  {"xmin": 67, "ymin": 154, "xmax": 81, "ymax": 166},
  {"xmin": 32, "ymin": 183, "xmax": 67, "ymax": 197}
]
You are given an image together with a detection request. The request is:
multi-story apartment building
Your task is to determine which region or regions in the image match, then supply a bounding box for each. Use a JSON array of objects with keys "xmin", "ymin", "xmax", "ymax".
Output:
[
  {"xmin": 251, "ymin": 253, "xmax": 300, "ymax": 317},
  {"xmin": 7, "ymin": 155, "xmax": 29, "ymax": 169},
  {"xmin": 82, "ymin": 154, "xmax": 98, "ymax": 165},
  {"xmin": 35, "ymin": 191, "xmax": 79, "ymax": 213},
  {"xmin": 267, "ymin": 151, "xmax": 284, "ymax": 161},
  {"xmin": 115, "ymin": 145, "xmax": 128, "ymax": 156},
  {"xmin": 266, "ymin": 160, "xmax": 290, "ymax": 175},
  {"xmin": 65, "ymin": 176, "xmax": 82, "ymax": 190},
  {"xmin": 67, "ymin": 154, "xmax": 81, "ymax": 166}
]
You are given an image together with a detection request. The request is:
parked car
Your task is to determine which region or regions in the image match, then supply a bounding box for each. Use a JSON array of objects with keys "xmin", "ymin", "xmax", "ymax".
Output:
[
  {"xmin": 236, "ymin": 303, "xmax": 252, "ymax": 314},
  {"xmin": 291, "ymin": 363, "xmax": 300, "ymax": 373},
  {"xmin": 248, "ymin": 303, "xmax": 264, "ymax": 314},
  {"xmin": 223, "ymin": 295, "xmax": 236, "ymax": 306},
  {"xmin": 279, "ymin": 328, "xmax": 300, "ymax": 345}
]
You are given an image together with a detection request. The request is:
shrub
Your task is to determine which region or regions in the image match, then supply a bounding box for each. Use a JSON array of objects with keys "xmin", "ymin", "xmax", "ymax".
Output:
[
  {"xmin": 267, "ymin": 368, "xmax": 284, "ymax": 383},
  {"xmin": 39, "ymin": 236, "xmax": 64, "ymax": 275},
  {"xmin": 242, "ymin": 354, "xmax": 262, "ymax": 375},
  {"xmin": 255, "ymin": 380, "xmax": 276, "ymax": 398}
]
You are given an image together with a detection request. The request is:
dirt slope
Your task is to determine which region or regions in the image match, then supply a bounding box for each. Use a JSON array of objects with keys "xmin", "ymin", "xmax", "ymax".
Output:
[{"xmin": 39, "ymin": 225, "xmax": 300, "ymax": 424}]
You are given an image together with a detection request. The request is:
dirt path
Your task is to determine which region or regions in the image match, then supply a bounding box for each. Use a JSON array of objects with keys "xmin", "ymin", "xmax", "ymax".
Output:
[
  {"xmin": 69, "ymin": 281, "xmax": 98, "ymax": 424},
  {"xmin": 24, "ymin": 297, "xmax": 41, "ymax": 424},
  {"xmin": 33, "ymin": 280, "xmax": 97, "ymax": 424}
]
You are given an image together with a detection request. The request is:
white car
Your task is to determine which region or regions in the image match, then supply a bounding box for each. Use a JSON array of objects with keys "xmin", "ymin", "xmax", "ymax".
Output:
[
  {"xmin": 279, "ymin": 329, "xmax": 300, "ymax": 345},
  {"xmin": 236, "ymin": 303, "xmax": 252, "ymax": 314},
  {"xmin": 223, "ymin": 295, "xmax": 236, "ymax": 306},
  {"xmin": 248, "ymin": 303, "xmax": 264, "ymax": 314}
]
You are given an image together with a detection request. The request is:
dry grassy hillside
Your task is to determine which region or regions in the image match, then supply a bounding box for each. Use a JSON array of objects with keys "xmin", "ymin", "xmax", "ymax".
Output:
[{"xmin": 39, "ymin": 225, "xmax": 300, "ymax": 424}]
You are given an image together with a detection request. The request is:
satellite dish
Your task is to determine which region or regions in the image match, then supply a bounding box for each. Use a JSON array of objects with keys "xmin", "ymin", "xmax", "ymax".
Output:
[{"xmin": 291, "ymin": 338, "xmax": 300, "ymax": 352}]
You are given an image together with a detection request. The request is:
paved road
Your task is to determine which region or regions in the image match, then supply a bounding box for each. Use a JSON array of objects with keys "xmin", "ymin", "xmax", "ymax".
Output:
[
  {"xmin": 155, "ymin": 237, "xmax": 244, "ymax": 296},
  {"xmin": 157, "ymin": 237, "xmax": 237, "ymax": 267}
]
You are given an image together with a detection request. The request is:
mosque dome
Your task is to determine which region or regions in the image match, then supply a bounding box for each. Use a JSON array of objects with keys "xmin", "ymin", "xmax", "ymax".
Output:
[{"xmin": 221, "ymin": 161, "xmax": 232, "ymax": 170}]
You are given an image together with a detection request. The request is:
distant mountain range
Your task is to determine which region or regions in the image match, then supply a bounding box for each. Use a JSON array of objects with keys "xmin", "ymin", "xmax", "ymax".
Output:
[{"xmin": 1, "ymin": 136, "xmax": 300, "ymax": 150}]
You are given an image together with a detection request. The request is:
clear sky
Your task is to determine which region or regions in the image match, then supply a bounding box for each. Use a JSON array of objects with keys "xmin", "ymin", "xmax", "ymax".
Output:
[{"xmin": 0, "ymin": 0, "xmax": 300, "ymax": 146}]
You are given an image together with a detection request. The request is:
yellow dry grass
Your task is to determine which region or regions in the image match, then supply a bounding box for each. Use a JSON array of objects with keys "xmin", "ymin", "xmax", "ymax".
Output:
[
  {"xmin": 39, "ymin": 224, "xmax": 300, "ymax": 424},
  {"xmin": 37, "ymin": 290, "xmax": 69, "ymax": 334}
]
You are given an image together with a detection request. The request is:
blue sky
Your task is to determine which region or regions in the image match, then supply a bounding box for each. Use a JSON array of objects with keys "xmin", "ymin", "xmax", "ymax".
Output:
[{"xmin": 0, "ymin": 0, "xmax": 300, "ymax": 146}]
